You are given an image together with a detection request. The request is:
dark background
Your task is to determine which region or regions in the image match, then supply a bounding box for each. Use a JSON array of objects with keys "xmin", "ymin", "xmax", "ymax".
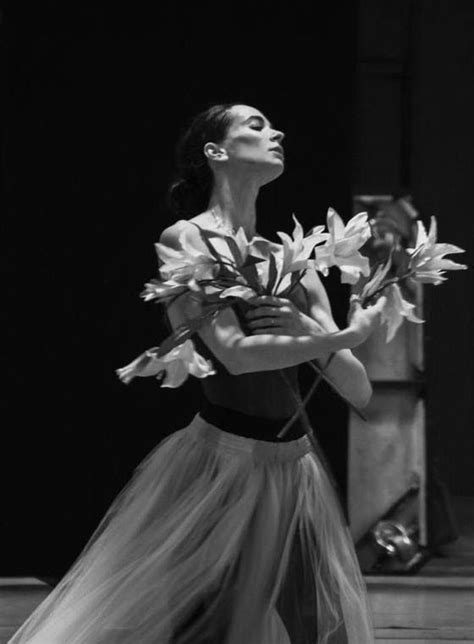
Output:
[{"xmin": 1, "ymin": 1, "xmax": 473, "ymax": 576}]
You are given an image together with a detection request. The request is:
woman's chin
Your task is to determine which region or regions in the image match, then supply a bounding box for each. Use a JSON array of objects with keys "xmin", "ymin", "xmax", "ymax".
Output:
[{"xmin": 260, "ymin": 162, "xmax": 285, "ymax": 184}]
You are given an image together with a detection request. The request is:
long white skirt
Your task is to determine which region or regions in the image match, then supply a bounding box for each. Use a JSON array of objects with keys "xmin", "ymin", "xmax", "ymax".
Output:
[{"xmin": 9, "ymin": 414, "xmax": 374, "ymax": 644}]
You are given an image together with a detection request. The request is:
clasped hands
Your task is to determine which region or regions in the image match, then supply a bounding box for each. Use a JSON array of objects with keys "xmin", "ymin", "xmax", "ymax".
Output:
[
  {"xmin": 244, "ymin": 293, "xmax": 387, "ymax": 344},
  {"xmin": 245, "ymin": 296, "xmax": 324, "ymax": 337}
]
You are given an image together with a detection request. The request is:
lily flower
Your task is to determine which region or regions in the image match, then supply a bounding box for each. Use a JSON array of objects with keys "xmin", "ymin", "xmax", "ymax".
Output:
[
  {"xmin": 247, "ymin": 237, "xmax": 285, "ymax": 293},
  {"xmin": 314, "ymin": 208, "xmax": 371, "ymax": 284},
  {"xmin": 247, "ymin": 237, "xmax": 276, "ymax": 261},
  {"xmin": 194, "ymin": 225, "xmax": 262, "ymax": 267},
  {"xmin": 140, "ymin": 278, "xmax": 188, "ymax": 302},
  {"xmin": 272, "ymin": 215, "xmax": 328, "ymax": 292},
  {"xmin": 407, "ymin": 216, "xmax": 467, "ymax": 284},
  {"xmin": 116, "ymin": 339, "xmax": 215, "ymax": 388},
  {"xmin": 219, "ymin": 285, "xmax": 258, "ymax": 301},
  {"xmin": 380, "ymin": 283, "xmax": 424, "ymax": 342},
  {"xmin": 155, "ymin": 229, "xmax": 217, "ymax": 282},
  {"xmin": 277, "ymin": 215, "xmax": 329, "ymax": 276},
  {"xmin": 222, "ymin": 227, "xmax": 253, "ymax": 267},
  {"xmin": 359, "ymin": 254, "xmax": 394, "ymax": 302}
]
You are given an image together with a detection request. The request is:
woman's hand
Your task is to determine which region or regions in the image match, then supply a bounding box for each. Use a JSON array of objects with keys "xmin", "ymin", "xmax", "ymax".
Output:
[
  {"xmin": 245, "ymin": 295, "xmax": 324, "ymax": 336},
  {"xmin": 347, "ymin": 294, "xmax": 387, "ymax": 345}
]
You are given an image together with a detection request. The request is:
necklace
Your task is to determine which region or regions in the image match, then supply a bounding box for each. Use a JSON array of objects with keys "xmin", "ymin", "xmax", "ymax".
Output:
[{"xmin": 210, "ymin": 208, "xmax": 239, "ymax": 236}]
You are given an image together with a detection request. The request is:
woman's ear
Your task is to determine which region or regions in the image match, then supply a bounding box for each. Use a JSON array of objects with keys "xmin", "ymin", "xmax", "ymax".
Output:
[{"xmin": 203, "ymin": 142, "xmax": 228, "ymax": 162}]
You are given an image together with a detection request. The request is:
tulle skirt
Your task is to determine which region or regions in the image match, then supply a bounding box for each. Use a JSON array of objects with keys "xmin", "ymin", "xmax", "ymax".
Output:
[{"xmin": 9, "ymin": 413, "xmax": 374, "ymax": 644}]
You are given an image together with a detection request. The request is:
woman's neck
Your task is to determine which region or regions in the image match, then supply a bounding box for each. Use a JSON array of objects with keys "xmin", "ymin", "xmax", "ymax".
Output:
[{"xmin": 208, "ymin": 173, "xmax": 260, "ymax": 238}]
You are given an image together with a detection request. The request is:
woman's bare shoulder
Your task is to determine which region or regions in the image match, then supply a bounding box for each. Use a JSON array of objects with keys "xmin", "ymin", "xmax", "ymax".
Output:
[
  {"xmin": 188, "ymin": 211, "xmax": 214, "ymax": 227},
  {"xmin": 159, "ymin": 216, "xmax": 208, "ymax": 249}
]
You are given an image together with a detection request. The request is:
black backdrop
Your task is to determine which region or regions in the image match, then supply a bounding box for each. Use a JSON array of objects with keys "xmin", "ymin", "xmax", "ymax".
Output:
[{"xmin": 1, "ymin": 3, "xmax": 357, "ymax": 576}]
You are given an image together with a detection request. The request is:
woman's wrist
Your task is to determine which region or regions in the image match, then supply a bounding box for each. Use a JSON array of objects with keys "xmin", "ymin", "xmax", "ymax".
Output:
[
  {"xmin": 338, "ymin": 326, "xmax": 361, "ymax": 349},
  {"xmin": 308, "ymin": 324, "xmax": 360, "ymax": 356}
]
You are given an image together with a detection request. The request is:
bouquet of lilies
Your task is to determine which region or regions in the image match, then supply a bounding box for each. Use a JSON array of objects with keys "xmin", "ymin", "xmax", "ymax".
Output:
[{"xmin": 117, "ymin": 208, "xmax": 467, "ymax": 434}]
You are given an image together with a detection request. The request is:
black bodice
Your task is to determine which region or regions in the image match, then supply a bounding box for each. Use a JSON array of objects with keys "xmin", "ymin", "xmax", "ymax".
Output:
[{"xmin": 193, "ymin": 332, "xmax": 300, "ymax": 413}]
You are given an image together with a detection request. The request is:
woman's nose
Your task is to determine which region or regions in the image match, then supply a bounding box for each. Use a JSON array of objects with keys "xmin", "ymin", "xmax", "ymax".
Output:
[{"xmin": 271, "ymin": 129, "xmax": 285, "ymax": 142}]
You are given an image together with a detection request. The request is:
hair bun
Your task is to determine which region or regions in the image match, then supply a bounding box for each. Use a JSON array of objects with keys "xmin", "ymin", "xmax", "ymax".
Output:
[
  {"xmin": 167, "ymin": 103, "xmax": 238, "ymax": 218},
  {"xmin": 168, "ymin": 176, "xmax": 204, "ymax": 217}
]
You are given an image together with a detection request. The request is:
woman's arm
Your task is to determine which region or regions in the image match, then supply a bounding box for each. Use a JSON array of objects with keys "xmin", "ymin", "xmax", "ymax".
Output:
[
  {"xmin": 160, "ymin": 223, "xmax": 366, "ymax": 375},
  {"xmin": 244, "ymin": 269, "xmax": 373, "ymax": 407},
  {"xmin": 298, "ymin": 268, "xmax": 373, "ymax": 408}
]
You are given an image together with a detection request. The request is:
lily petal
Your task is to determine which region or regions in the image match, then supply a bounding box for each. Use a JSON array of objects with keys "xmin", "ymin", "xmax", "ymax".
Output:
[
  {"xmin": 313, "ymin": 245, "xmax": 332, "ymax": 276},
  {"xmin": 361, "ymin": 256, "xmax": 393, "ymax": 300},
  {"xmin": 188, "ymin": 352, "xmax": 216, "ymax": 379},
  {"xmin": 161, "ymin": 358, "xmax": 189, "ymax": 388},
  {"xmin": 291, "ymin": 214, "xmax": 304, "ymax": 249},
  {"xmin": 116, "ymin": 347, "xmax": 163, "ymax": 383},
  {"xmin": 423, "ymin": 257, "xmax": 467, "ymax": 272},
  {"xmin": 337, "ymin": 253, "xmax": 371, "ymax": 284},
  {"xmin": 407, "ymin": 216, "xmax": 467, "ymax": 284},
  {"xmin": 117, "ymin": 340, "xmax": 215, "ymax": 388},
  {"xmin": 219, "ymin": 285, "xmax": 257, "ymax": 300},
  {"xmin": 327, "ymin": 207, "xmax": 346, "ymax": 242},
  {"xmin": 312, "ymin": 208, "xmax": 371, "ymax": 284},
  {"xmin": 381, "ymin": 284, "xmax": 424, "ymax": 342},
  {"xmin": 141, "ymin": 279, "xmax": 188, "ymax": 302},
  {"xmin": 411, "ymin": 271, "xmax": 448, "ymax": 285}
]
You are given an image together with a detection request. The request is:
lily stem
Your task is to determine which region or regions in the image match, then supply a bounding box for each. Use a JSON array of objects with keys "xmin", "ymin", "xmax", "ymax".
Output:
[
  {"xmin": 362, "ymin": 270, "xmax": 415, "ymax": 306},
  {"xmin": 277, "ymin": 353, "xmax": 336, "ymax": 439},
  {"xmin": 306, "ymin": 360, "xmax": 367, "ymax": 422}
]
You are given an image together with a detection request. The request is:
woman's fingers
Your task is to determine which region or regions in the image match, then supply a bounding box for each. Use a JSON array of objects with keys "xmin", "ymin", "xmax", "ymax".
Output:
[
  {"xmin": 247, "ymin": 318, "xmax": 284, "ymax": 330},
  {"xmin": 347, "ymin": 298, "xmax": 361, "ymax": 322},
  {"xmin": 247, "ymin": 295, "xmax": 289, "ymax": 307},
  {"xmin": 366, "ymin": 295, "xmax": 387, "ymax": 316},
  {"xmin": 246, "ymin": 305, "xmax": 283, "ymax": 319}
]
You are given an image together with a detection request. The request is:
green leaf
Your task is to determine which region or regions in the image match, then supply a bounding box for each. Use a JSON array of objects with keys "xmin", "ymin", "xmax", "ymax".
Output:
[
  {"xmin": 239, "ymin": 263, "xmax": 261, "ymax": 293},
  {"xmin": 200, "ymin": 293, "xmax": 228, "ymax": 305},
  {"xmin": 189, "ymin": 223, "xmax": 221, "ymax": 262},
  {"xmin": 216, "ymin": 264, "xmax": 237, "ymax": 280},
  {"xmin": 267, "ymin": 252, "xmax": 278, "ymax": 294},
  {"xmin": 224, "ymin": 236, "xmax": 244, "ymax": 267},
  {"xmin": 290, "ymin": 271, "xmax": 300, "ymax": 287},
  {"xmin": 241, "ymin": 254, "xmax": 265, "ymax": 267},
  {"xmin": 156, "ymin": 324, "xmax": 196, "ymax": 358},
  {"xmin": 279, "ymin": 269, "xmax": 306, "ymax": 298}
]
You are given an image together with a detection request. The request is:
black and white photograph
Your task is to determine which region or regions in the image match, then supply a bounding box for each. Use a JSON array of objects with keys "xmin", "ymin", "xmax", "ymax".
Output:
[{"xmin": 1, "ymin": 1, "xmax": 473, "ymax": 642}]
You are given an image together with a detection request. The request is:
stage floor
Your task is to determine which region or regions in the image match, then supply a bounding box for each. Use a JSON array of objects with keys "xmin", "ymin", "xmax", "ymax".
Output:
[
  {"xmin": 368, "ymin": 496, "xmax": 474, "ymax": 642},
  {"xmin": 1, "ymin": 497, "xmax": 473, "ymax": 643}
]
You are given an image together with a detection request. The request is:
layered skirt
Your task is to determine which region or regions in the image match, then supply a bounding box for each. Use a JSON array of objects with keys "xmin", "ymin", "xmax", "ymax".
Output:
[{"xmin": 9, "ymin": 413, "xmax": 374, "ymax": 644}]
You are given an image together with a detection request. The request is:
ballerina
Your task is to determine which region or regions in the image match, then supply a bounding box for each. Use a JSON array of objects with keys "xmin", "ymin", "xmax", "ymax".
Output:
[{"xmin": 9, "ymin": 102, "xmax": 386, "ymax": 644}]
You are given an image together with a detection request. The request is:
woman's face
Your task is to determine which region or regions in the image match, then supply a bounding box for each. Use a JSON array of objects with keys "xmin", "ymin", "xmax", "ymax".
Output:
[{"xmin": 218, "ymin": 104, "xmax": 285, "ymax": 183}]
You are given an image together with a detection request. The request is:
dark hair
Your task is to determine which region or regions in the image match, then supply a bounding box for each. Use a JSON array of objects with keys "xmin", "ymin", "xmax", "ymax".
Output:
[{"xmin": 168, "ymin": 103, "xmax": 239, "ymax": 218}]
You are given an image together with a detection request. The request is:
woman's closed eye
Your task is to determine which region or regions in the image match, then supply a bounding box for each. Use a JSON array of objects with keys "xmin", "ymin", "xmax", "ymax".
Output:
[{"xmin": 246, "ymin": 116, "xmax": 267, "ymax": 131}]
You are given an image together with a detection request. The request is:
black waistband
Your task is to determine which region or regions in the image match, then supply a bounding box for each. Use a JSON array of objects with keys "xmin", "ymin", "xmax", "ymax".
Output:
[{"xmin": 199, "ymin": 400, "xmax": 306, "ymax": 442}]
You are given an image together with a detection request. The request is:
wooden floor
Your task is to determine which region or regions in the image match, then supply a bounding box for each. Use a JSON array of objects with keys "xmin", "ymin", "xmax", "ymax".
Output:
[
  {"xmin": 1, "ymin": 497, "xmax": 472, "ymax": 643},
  {"xmin": 1, "ymin": 577, "xmax": 472, "ymax": 643},
  {"xmin": 0, "ymin": 578, "xmax": 50, "ymax": 644},
  {"xmin": 369, "ymin": 496, "xmax": 474, "ymax": 643},
  {"xmin": 368, "ymin": 575, "xmax": 474, "ymax": 642}
]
